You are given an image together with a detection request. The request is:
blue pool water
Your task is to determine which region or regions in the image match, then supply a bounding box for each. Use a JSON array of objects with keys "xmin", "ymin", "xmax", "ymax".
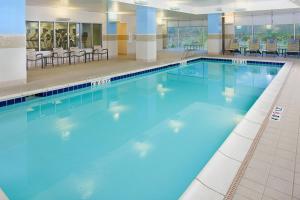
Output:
[{"xmin": 0, "ymin": 61, "xmax": 280, "ymax": 200}]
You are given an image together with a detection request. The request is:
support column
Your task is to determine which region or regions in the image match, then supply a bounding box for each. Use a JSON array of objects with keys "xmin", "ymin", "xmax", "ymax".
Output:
[
  {"xmin": 0, "ymin": 0, "xmax": 26, "ymax": 86},
  {"xmin": 103, "ymin": 20, "xmax": 118, "ymax": 58},
  {"xmin": 136, "ymin": 6, "xmax": 157, "ymax": 62},
  {"xmin": 207, "ymin": 13, "xmax": 223, "ymax": 55}
]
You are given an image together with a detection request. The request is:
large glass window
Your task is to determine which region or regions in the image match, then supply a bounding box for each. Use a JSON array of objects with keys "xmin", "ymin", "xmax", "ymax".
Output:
[
  {"xmin": 167, "ymin": 21, "xmax": 207, "ymax": 50},
  {"xmin": 40, "ymin": 22, "xmax": 54, "ymax": 51},
  {"xmin": 234, "ymin": 25, "xmax": 252, "ymax": 47},
  {"xmin": 69, "ymin": 23, "xmax": 80, "ymax": 48},
  {"xmin": 178, "ymin": 26, "xmax": 207, "ymax": 49},
  {"xmin": 55, "ymin": 22, "xmax": 68, "ymax": 49},
  {"xmin": 167, "ymin": 26, "xmax": 179, "ymax": 48},
  {"xmin": 254, "ymin": 24, "xmax": 293, "ymax": 48},
  {"xmin": 81, "ymin": 23, "xmax": 93, "ymax": 48},
  {"xmin": 26, "ymin": 21, "xmax": 102, "ymax": 50},
  {"xmin": 295, "ymin": 24, "xmax": 300, "ymax": 40},
  {"xmin": 26, "ymin": 21, "xmax": 39, "ymax": 50},
  {"xmin": 93, "ymin": 24, "xmax": 102, "ymax": 46}
]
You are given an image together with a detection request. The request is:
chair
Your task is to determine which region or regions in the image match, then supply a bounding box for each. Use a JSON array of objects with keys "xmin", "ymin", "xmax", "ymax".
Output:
[
  {"xmin": 286, "ymin": 39, "xmax": 300, "ymax": 57},
  {"xmin": 225, "ymin": 39, "xmax": 241, "ymax": 55},
  {"xmin": 93, "ymin": 45, "xmax": 109, "ymax": 61},
  {"xmin": 263, "ymin": 39, "xmax": 278, "ymax": 56},
  {"xmin": 26, "ymin": 49, "xmax": 43, "ymax": 69},
  {"xmin": 246, "ymin": 39, "xmax": 261, "ymax": 55},
  {"xmin": 70, "ymin": 47, "xmax": 86, "ymax": 64},
  {"xmin": 53, "ymin": 47, "xmax": 70, "ymax": 65}
]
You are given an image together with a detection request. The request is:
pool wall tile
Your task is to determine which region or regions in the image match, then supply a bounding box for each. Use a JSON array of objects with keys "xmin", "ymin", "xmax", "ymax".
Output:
[
  {"xmin": 196, "ymin": 152, "xmax": 241, "ymax": 195},
  {"xmin": 180, "ymin": 180, "xmax": 224, "ymax": 200},
  {"xmin": 218, "ymin": 132, "xmax": 252, "ymax": 162}
]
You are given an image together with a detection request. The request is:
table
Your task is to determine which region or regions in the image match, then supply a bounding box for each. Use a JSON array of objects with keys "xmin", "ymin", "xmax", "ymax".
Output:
[
  {"xmin": 240, "ymin": 46, "xmax": 248, "ymax": 56},
  {"xmin": 43, "ymin": 54, "xmax": 54, "ymax": 68},
  {"xmin": 278, "ymin": 48, "xmax": 287, "ymax": 57}
]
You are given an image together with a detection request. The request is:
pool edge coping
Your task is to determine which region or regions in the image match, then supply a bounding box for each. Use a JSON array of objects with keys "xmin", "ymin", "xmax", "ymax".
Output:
[
  {"xmin": 0, "ymin": 56, "xmax": 289, "ymax": 199},
  {"xmin": 180, "ymin": 58, "xmax": 292, "ymax": 200}
]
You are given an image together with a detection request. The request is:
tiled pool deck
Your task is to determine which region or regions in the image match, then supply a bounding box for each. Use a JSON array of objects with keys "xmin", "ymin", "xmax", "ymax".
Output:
[
  {"xmin": 230, "ymin": 60, "xmax": 300, "ymax": 200},
  {"xmin": 0, "ymin": 51, "xmax": 300, "ymax": 200}
]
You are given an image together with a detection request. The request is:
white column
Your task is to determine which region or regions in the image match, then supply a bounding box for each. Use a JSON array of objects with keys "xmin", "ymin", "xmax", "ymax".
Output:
[
  {"xmin": 136, "ymin": 5, "xmax": 157, "ymax": 62},
  {"xmin": 0, "ymin": 0, "xmax": 26, "ymax": 86}
]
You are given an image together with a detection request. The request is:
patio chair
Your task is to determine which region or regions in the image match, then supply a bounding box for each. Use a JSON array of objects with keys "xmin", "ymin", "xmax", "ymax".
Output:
[
  {"xmin": 26, "ymin": 49, "xmax": 44, "ymax": 69},
  {"xmin": 53, "ymin": 47, "xmax": 70, "ymax": 65},
  {"xmin": 263, "ymin": 39, "xmax": 278, "ymax": 56},
  {"xmin": 93, "ymin": 45, "xmax": 109, "ymax": 61},
  {"xmin": 225, "ymin": 39, "xmax": 241, "ymax": 55},
  {"xmin": 246, "ymin": 39, "xmax": 261, "ymax": 55},
  {"xmin": 70, "ymin": 47, "xmax": 86, "ymax": 64},
  {"xmin": 286, "ymin": 39, "xmax": 300, "ymax": 57}
]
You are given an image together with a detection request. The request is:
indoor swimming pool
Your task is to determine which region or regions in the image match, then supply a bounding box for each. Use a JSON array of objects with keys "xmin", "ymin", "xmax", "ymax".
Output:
[{"xmin": 0, "ymin": 60, "xmax": 281, "ymax": 200}]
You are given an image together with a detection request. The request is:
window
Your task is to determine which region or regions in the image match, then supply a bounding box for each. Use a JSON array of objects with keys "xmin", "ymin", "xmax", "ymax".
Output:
[
  {"xmin": 234, "ymin": 25, "xmax": 252, "ymax": 47},
  {"xmin": 25, "ymin": 21, "xmax": 103, "ymax": 50},
  {"xmin": 69, "ymin": 23, "xmax": 80, "ymax": 48},
  {"xmin": 93, "ymin": 24, "xmax": 102, "ymax": 46},
  {"xmin": 254, "ymin": 24, "xmax": 293, "ymax": 48},
  {"xmin": 178, "ymin": 26, "xmax": 208, "ymax": 49},
  {"xmin": 167, "ymin": 26, "xmax": 179, "ymax": 48},
  {"xmin": 40, "ymin": 22, "xmax": 54, "ymax": 51},
  {"xmin": 295, "ymin": 24, "xmax": 300, "ymax": 40},
  {"xmin": 26, "ymin": 21, "xmax": 39, "ymax": 50},
  {"xmin": 55, "ymin": 22, "xmax": 68, "ymax": 49},
  {"xmin": 81, "ymin": 23, "xmax": 93, "ymax": 48},
  {"xmin": 167, "ymin": 20, "xmax": 207, "ymax": 50}
]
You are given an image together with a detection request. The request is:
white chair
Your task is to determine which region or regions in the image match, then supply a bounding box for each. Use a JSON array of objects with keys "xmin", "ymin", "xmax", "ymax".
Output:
[
  {"xmin": 70, "ymin": 47, "xmax": 86, "ymax": 64},
  {"xmin": 93, "ymin": 45, "xmax": 109, "ymax": 61},
  {"xmin": 53, "ymin": 47, "xmax": 70, "ymax": 65},
  {"xmin": 26, "ymin": 49, "xmax": 44, "ymax": 69}
]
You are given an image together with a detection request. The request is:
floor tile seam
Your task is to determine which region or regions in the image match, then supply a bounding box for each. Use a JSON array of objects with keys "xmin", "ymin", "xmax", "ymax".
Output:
[{"xmin": 292, "ymin": 116, "xmax": 300, "ymax": 198}]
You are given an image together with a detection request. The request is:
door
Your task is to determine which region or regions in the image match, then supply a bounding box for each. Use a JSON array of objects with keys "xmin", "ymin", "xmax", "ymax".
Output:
[{"xmin": 117, "ymin": 22, "xmax": 128, "ymax": 55}]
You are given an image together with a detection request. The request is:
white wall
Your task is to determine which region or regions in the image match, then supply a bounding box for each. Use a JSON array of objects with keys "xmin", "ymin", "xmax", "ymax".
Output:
[
  {"xmin": 26, "ymin": 6, "xmax": 106, "ymax": 26},
  {"xmin": 234, "ymin": 10, "xmax": 300, "ymax": 26},
  {"xmin": 0, "ymin": 46, "xmax": 26, "ymax": 86}
]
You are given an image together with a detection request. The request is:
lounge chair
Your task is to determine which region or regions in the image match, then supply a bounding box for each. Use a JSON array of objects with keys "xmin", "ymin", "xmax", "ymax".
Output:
[
  {"xmin": 70, "ymin": 47, "xmax": 86, "ymax": 64},
  {"xmin": 26, "ymin": 49, "xmax": 44, "ymax": 69},
  {"xmin": 53, "ymin": 47, "xmax": 70, "ymax": 65},
  {"xmin": 93, "ymin": 45, "xmax": 109, "ymax": 61},
  {"xmin": 225, "ymin": 39, "xmax": 241, "ymax": 55},
  {"xmin": 246, "ymin": 39, "xmax": 261, "ymax": 55},
  {"xmin": 286, "ymin": 39, "xmax": 300, "ymax": 57},
  {"xmin": 262, "ymin": 39, "xmax": 278, "ymax": 56}
]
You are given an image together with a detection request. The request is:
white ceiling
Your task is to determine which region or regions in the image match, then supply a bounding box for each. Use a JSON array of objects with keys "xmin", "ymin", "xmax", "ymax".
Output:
[{"xmin": 26, "ymin": 0, "xmax": 300, "ymax": 16}]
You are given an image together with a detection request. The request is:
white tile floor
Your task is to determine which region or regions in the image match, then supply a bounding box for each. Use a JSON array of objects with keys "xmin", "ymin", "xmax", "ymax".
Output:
[{"xmin": 231, "ymin": 60, "xmax": 300, "ymax": 200}]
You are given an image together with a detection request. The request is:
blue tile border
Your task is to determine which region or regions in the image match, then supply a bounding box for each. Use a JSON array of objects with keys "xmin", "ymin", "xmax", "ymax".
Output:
[
  {"xmin": 0, "ymin": 63, "xmax": 180, "ymax": 109},
  {"xmin": 110, "ymin": 63, "xmax": 180, "ymax": 82},
  {"xmin": 187, "ymin": 57, "xmax": 285, "ymax": 67},
  {"xmin": 0, "ymin": 58, "xmax": 285, "ymax": 109}
]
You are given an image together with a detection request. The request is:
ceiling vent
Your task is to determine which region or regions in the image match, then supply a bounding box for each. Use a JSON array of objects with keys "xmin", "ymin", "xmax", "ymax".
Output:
[
  {"xmin": 56, "ymin": 18, "xmax": 71, "ymax": 22},
  {"xmin": 290, "ymin": 0, "xmax": 300, "ymax": 6},
  {"xmin": 134, "ymin": 0, "xmax": 148, "ymax": 6},
  {"xmin": 216, "ymin": 8, "xmax": 223, "ymax": 12}
]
